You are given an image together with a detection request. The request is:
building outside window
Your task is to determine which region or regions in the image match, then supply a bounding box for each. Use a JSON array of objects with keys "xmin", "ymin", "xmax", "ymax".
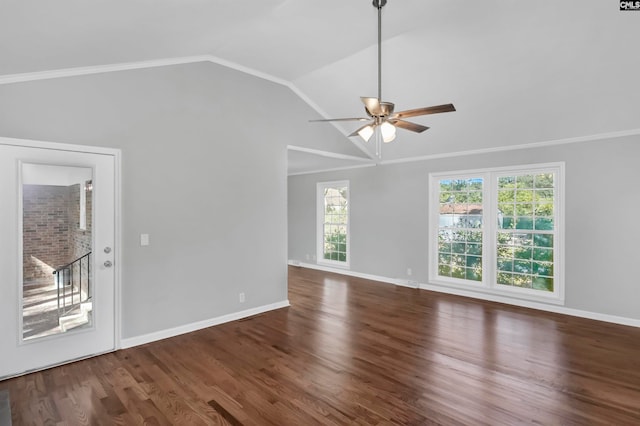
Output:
[{"xmin": 429, "ymin": 163, "xmax": 563, "ymax": 303}]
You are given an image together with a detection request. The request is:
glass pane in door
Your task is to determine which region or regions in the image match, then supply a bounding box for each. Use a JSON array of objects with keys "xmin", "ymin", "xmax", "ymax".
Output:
[{"xmin": 21, "ymin": 164, "xmax": 94, "ymax": 341}]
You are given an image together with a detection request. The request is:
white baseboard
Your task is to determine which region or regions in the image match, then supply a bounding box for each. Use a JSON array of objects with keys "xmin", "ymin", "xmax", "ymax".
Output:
[
  {"xmin": 289, "ymin": 260, "xmax": 414, "ymax": 288},
  {"xmin": 288, "ymin": 261, "xmax": 640, "ymax": 328},
  {"xmin": 120, "ymin": 300, "xmax": 290, "ymax": 349}
]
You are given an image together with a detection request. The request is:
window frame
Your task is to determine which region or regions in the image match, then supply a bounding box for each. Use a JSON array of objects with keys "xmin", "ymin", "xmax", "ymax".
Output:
[
  {"xmin": 317, "ymin": 180, "xmax": 350, "ymax": 269},
  {"xmin": 429, "ymin": 162, "xmax": 564, "ymax": 304}
]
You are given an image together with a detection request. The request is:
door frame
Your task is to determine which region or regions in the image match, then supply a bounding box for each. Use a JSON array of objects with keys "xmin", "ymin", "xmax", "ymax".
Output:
[{"xmin": 1, "ymin": 136, "xmax": 122, "ymax": 350}]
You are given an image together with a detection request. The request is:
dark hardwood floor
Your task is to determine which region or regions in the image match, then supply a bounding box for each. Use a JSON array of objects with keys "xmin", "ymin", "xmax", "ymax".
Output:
[{"xmin": 2, "ymin": 266, "xmax": 640, "ymax": 425}]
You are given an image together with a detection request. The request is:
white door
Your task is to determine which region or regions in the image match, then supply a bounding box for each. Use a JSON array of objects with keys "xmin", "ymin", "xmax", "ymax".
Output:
[{"xmin": 0, "ymin": 142, "xmax": 116, "ymax": 379}]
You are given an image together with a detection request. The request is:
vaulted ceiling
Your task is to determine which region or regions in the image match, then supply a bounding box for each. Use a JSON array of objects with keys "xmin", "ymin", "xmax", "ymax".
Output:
[{"xmin": 1, "ymin": 0, "xmax": 638, "ymax": 173}]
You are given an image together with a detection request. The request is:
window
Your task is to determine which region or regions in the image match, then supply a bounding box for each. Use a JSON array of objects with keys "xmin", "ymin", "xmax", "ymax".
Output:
[
  {"xmin": 437, "ymin": 177, "xmax": 484, "ymax": 282},
  {"xmin": 317, "ymin": 181, "xmax": 349, "ymax": 268},
  {"xmin": 429, "ymin": 163, "xmax": 563, "ymax": 302}
]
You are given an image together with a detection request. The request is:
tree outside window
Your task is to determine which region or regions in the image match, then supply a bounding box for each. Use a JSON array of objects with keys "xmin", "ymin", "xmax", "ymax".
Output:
[{"xmin": 317, "ymin": 181, "xmax": 349, "ymax": 267}]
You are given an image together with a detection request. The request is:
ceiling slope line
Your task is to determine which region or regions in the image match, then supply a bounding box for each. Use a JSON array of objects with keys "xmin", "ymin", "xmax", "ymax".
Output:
[
  {"xmin": 287, "ymin": 145, "xmax": 374, "ymax": 162},
  {"xmin": 288, "ymin": 163, "xmax": 377, "ymax": 177},
  {"xmin": 0, "ymin": 54, "xmax": 374, "ymax": 161},
  {"xmin": 0, "ymin": 55, "xmax": 216, "ymax": 85},
  {"xmin": 286, "ymin": 85, "xmax": 377, "ymax": 160}
]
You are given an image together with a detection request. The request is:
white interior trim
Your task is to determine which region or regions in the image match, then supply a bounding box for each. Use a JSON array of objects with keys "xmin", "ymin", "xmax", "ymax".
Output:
[
  {"xmin": 379, "ymin": 129, "xmax": 640, "ymax": 166},
  {"xmin": 0, "ymin": 55, "xmax": 214, "ymax": 85},
  {"xmin": 0, "ymin": 55, "xmax": 374, "ymax": 160},
  {"xmin": 288, "ymin": 163, "xmax": 377, "ymax": 177},
  {"xmin": 286, "ymin": 86, "xmax": 376, "ymax": 159},
  {"xmin": 287, "ymin": 145, "xmax": 373, "ymax": 162},
  {"xmin": 287, "ymin": 145, "xmax": 375, "ymax": 176},
  {"xmin": 3, "ymin": 55, "xmax": 634, "ymax": 167},
  {"xmin": 288, "ymin": 261, "xmax": 640, "ymax": 329},
  {"xmin": 0, "ymin": 136, "xmax": 124, "ymax": 349},
  {"xmin": 121, "ymin": 300, "xmax": 290, "ymax": 349}
]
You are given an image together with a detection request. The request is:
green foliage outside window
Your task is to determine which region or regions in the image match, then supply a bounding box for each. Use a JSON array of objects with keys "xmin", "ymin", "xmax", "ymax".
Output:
[
  {"xmin": 496, "ymin": 173, "xmax": 555, "ymax": 291},
  {"xmin": 324, "ymin": 230, "xmax": 347, "ymax": 261},
  {"xmin": 436, "ymin": 172, "xmax": 556, "ymax": 293},
  {"xmin": 438, "ymin": 178, "xmax": 484, "ymax": 282},
  {"xmin": 322, "ymin": 186, "xmax": 348, "ymax": 263}
]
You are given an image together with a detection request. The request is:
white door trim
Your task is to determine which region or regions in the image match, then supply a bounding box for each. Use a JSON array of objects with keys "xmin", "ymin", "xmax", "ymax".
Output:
[{"xmin": 0, "ymin": 136, "xmax": 122, "ymax": 350}]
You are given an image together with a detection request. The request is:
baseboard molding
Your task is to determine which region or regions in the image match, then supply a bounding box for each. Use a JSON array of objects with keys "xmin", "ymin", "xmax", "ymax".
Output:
[
  {"xmin": 288, "ymin": 261, "xmax": 640, "ymax": 328},
  {"xmin": 120, "ymin": 300, "xmax": 290, "ymax": 349},
  {"xmin": 289, "ymin": 260, "xmax": 414, "ymax": 288}
]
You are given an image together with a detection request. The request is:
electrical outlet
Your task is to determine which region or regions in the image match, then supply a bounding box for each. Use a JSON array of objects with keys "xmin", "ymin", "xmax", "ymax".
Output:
[
  {"xmin": 239, "ymin": 293, "xmax": 245, "ymax": 303},
  {"xmin": 407, "ymin": 268, "xmax": 412, "ymax": 276}
]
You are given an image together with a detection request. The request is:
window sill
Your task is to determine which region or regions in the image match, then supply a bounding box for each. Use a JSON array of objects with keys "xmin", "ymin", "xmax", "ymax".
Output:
[
  {"xmin": 427, "ymin": 278, "xmax": 564, "ymax": 306},
  {"xmin": 317, "ymin": 260, "xmax": 350, "ymax": 270}
]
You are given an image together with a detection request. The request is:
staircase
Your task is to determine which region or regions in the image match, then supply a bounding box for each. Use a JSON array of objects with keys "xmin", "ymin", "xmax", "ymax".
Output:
[
  {"xmin": 59, "ymin": 301, "xmax": 93, "ymax": 332},
  {"xmin": 53, "ymin": 252, "xmax": 92, "ymax": 331},
  {"xmin": 22, "ymin": 253, "xmax": 93, "ymax": 340}
]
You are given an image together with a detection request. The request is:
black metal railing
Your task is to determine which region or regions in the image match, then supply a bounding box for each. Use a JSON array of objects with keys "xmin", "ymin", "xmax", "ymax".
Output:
[{"xmin": 53, "ymin": 252, "xmax": 92, "ymax": 319}]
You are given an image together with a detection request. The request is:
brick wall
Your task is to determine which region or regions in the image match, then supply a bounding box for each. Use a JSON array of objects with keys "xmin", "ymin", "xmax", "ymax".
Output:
[
  {"xmin": 22, "ymin": 183, "xmax": 93, "ymax": 285},
  {"xmin": 70, "ymin": 182, "xmax": 92, "ymax": 260}
]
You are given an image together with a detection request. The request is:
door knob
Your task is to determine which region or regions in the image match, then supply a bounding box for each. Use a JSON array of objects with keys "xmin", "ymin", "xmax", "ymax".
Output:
[
  {"xmin": 104, "ymin": 260, "xmax": 113, "ymax": 268},
  {"xmin": 104, "ymin": 247, "xmax": 112, "ymax": 254}
]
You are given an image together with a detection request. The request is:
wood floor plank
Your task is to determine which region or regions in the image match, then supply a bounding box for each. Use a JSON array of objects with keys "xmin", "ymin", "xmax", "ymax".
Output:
[{"xmin": 2, "ymin": 266, "xmax": 640, "ymax": 424}]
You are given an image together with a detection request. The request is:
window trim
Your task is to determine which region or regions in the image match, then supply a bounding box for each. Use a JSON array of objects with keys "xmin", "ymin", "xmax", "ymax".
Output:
[
  {"xmin": 429, "ymin": 162, "xmax": 564, "ymax": 304},
  {"xmin": 317, "ymin": 180, "xmax": 350, "ymax": 269}
]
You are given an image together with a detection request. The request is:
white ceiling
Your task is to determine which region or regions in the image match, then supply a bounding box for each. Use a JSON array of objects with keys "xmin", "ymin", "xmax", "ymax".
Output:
[{"xmin": 2, "ymin": 0, "xmax": 639, "ymax": 172}]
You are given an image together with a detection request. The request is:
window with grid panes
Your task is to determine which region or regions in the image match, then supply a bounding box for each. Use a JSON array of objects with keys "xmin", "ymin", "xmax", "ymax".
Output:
[
  {"xmin": 437, "ymin": 177, "xmax": 484, "ymax": 282},
  {"xmin": 317, "ymin": 181, "xmax": 349, "ymax": 267},
  {"xmin": 430, "ymin": 164, "xmax": 563, "ymax": 302}
]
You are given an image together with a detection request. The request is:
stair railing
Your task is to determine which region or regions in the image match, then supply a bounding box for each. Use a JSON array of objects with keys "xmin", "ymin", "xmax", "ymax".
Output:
[{"xmin": 53, "ymin": 252, "xmax": 92, "ymax": 319}]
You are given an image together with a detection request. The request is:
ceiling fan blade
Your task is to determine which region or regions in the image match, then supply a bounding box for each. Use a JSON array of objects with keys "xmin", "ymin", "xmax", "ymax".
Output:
[
  {"xmin": 392, "ymin": 103, "xmax": 456, "ymax": 119},
  {"xmin": 348, "ymin": 123, "xmax": 375, "ymax": 138},
  {"xmin": 361, "ymin": 97, "xmax": 382, "ymax": 116},
  {"xmin": 309, "ymin": 117, "xmax": 370, "ymax": 122},
  {"xmin": 390, "ymin": 119, "xmax": 429, "ymax": 133}
]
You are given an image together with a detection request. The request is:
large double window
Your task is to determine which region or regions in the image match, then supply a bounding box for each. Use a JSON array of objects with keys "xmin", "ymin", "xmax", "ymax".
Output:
[
  {"xmin": 317, "ymin": 181, "xmax": 349, "ymax": 268},
  {"xmin": 429, "ymin": 163, "xmax": 563, "ymax": 302}
]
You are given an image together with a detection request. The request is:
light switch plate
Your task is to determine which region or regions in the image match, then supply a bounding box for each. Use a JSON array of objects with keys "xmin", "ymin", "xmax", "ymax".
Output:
[{"xmin": 140, "ymin": 233, "xmax": 149, "ymax": 246}]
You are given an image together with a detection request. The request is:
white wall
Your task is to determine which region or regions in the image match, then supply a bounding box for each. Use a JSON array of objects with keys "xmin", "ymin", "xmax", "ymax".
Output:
[
  {"xmin": 288, "ymin": 135, "xmax": 640, "ymax": 322},
  {"xmin": 0, "ymin": 61, "xmax": 348, "ymax": 341}
]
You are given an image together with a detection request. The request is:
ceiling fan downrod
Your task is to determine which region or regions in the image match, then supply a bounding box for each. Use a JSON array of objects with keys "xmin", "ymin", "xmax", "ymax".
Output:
[
  {"xmin": 373, "ymin": 0, "xmax": 386, "ymax": 102},
  {"xmin": 308, "ymin": 0, "xmax": 455, "ymax": 153}
]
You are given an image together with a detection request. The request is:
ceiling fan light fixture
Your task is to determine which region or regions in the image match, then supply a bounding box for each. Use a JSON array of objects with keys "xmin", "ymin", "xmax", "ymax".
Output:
[
  {"xmin": 380, "ymin": 121, "xmax": 396, "ymax": 143},
  {"xmin": 308, "ymin": 0, "xmax": 455, "ymax": 159},
  {"xmin": 358, "ymin": 125, "xmax": 375, "ymax": 142}
]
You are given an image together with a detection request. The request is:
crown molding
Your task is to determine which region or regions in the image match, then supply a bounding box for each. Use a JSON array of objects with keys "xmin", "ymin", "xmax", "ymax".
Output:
[
  {"xmin": 288, "ymin": 163, "xmax": 377, "ymax": 177},
  {"xmin": 286, "ymin": 86, "xmax": 376, "ymax": 160},
  {"xmin": 2, "ymin": 57, "xmax": 635, "ymax": 168},
  {"xmin": 0, "ymin": 56, "xmax": 217, "ymax": 85},
  {"xmin": 0, "ymin": 54, "xmax": 290, "ymax": 87},
  {"xmin": 287, "ymin": 145, "xmax": 375, "ymax": 176},
  {"xmin": 0, "ymin": 54, "xmax": 373, "ymax": 160},
  {"xmin": 287, "ymin": 145, "xmax": 372, "ymax": 162},
  {"xmin": 378, "ymin": 128, "xmax": 640, "ymax": 166}
]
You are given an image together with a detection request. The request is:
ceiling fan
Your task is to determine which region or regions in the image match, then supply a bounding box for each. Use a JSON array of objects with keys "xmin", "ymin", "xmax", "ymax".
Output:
[{"xmin": 310, "ymin": 0, "xmax": 455, "ymax": 154}]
